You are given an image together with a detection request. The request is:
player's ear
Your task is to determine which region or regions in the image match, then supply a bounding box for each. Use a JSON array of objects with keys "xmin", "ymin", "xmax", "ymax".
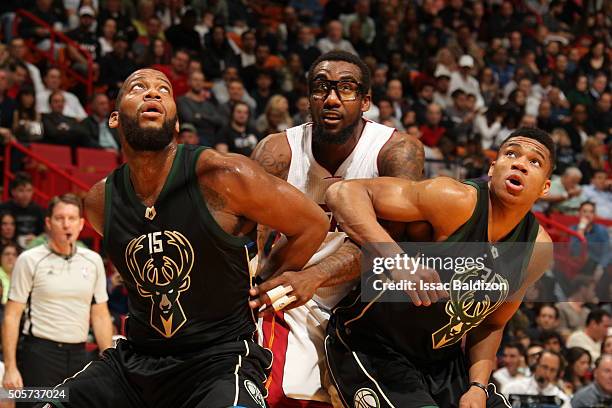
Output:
[
  {"xmin": 539, "ymin": 179, "xmax": 551, "ymax": 198},
  {"xmin": 361, "ymin": 92, "xmax": 371, "ymax": 113},
  {"xmin": 175, "ymin": 118, "xmax": 180, "ymax": 134},
  {"xmin": 109, "ymin": 111, "xmax": 119, "ymax": 129},
  {"xmin": 488, "ymin": 160, "xmax": 496, "ymax": 177}
]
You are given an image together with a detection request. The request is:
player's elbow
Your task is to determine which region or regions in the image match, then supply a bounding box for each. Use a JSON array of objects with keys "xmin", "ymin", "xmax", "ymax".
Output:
[
  {"xmin": 307, "ymin": 205, "xmax": 330, "ymax": 245},
  {"xmin": 325, "ymin": 180, "xmax": 356, "ymax": 213}
]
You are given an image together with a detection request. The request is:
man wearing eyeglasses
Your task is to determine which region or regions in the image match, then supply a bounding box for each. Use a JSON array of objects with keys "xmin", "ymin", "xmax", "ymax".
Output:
[{"xmin": 250, "ymin": 51, "xmax": 425, "ymax": 407}]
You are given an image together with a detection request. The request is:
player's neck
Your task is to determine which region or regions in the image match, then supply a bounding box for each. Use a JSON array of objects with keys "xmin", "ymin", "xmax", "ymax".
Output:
[
  {"xmin": 312, "ymin": 119, "xmax": 365, "ymax": 174},
  {"xmin": 125, "ymin": 144, "xmax": 178, "ymax": 206},
  {"xmin": 487, "ymin": 192, "xmax": 532, "ymax": 242}
]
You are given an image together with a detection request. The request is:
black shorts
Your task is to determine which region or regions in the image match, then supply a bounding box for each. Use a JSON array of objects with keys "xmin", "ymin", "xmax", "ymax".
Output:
[
  {"xmin": 325, "ymin": 331, "xmax": 510, "ymax": 408},
  {"xmin": 35, "ymin": 338, "xmax": 272, "ymax": 408}
]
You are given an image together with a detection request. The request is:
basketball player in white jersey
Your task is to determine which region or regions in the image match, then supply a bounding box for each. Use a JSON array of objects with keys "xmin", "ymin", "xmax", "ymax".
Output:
[{"xmin": 249, "ymin": 51, "xmax": 425, "ymax": 407}]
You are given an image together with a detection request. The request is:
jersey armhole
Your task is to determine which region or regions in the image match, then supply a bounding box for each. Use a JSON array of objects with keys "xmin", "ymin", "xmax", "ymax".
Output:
[
  {"xmin": 102, "ymin": 172, "xmax": 114, "ymax": 250},
  {"xmin": 191, "ymin": 147, "xmax": 252, "ymax": 248}
]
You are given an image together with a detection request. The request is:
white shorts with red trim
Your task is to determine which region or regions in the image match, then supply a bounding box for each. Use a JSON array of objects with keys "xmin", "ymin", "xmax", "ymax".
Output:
[{"xmin": 260, "ymin": 300, "xmax": 334, "ymax": 408}]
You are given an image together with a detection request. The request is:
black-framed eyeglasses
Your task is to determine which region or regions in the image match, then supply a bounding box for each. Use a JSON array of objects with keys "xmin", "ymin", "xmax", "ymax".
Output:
[{"xmin": 310, "ymin": 79, "xmax": 363, "ymax": 101}]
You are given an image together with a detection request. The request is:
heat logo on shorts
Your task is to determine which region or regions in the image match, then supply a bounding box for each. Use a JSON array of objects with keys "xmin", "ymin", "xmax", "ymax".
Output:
[
  {"xmin": 354, "ymin": 388, "xmax": 380, "ymax": 408},
  {"xmin": 244, "ymin": 380, "xmax": 265, "ymax": 408},
  {"xmin": 125, "ymin": 230, "xmax": 194, "ymax": 338}
]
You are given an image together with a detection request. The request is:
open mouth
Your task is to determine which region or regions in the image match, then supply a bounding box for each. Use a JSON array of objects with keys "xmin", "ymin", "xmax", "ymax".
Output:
[
  {"xmin": 505, "ymin": 174, "xmax": 524, "ymax": 193},
  {"xmin": 322, "ymin": 113, "xmax": 342, "ymax": 126},
  {"xmin": 140, "ymin": 103, "xmax": 164, "ymax": 118}
]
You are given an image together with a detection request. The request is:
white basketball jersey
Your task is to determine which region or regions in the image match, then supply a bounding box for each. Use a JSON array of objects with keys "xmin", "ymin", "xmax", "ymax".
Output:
[{"xmin": 285, "ymin": 120, "xmax": 395, "ymax": 309}]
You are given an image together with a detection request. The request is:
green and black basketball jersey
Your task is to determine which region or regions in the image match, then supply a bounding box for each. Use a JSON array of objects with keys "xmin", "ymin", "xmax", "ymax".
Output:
[
  {"xmin": 331, "ymin": 179, "xmax": 540, "ymax": 365},
  {"xmin": 104, "ymin": 144, "xmax": 256, "ymax": 354}
]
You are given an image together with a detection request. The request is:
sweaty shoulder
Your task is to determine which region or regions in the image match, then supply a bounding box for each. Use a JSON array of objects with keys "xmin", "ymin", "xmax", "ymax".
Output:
[
  {"xmin": 84, "ymin": 179, "xmax": 106, "ymax": 236},
  {"xmin": 377, "ymin": 131, "xmax": 425, "ymax": 180},
  {"xmin": 419, "ymin": 177, "xmax": 478, "ymax": 235},
  {"xmin": 250, "ymin": 131, "xmax": 292, "ymax": 180}
]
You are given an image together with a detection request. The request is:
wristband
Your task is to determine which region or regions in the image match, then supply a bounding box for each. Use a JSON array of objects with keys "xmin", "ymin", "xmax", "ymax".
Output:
[{"xmin": 469, "ymin": 382, "xmax": 489, "ymax": 398}]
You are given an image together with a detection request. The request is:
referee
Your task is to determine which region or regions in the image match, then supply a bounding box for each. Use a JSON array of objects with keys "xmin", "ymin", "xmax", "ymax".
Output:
[{"xmin": 1, "ymin": 194, "xmax": 113, "ymax": 394}]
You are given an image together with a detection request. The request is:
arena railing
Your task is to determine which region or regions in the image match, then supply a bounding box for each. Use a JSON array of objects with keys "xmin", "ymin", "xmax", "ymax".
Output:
[
  {"xmin": 3, "ymin": 140, "xmax": 101, "ymax": 252},
  {"xmin": 534, "ymin": 212, "xmax": 588, "ymax": 279},
  {"xmin": 14, "ymin": 9, "xmax": 94, "ymax": 98}
]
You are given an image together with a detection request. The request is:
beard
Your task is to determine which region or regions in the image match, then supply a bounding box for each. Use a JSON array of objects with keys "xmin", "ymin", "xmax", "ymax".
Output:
[
  {"xmin": 119, "ymin": 111, "xmax": 176, "ymax": 151},
  {"xmin": 312, "ymin": 115, "xmax": 360, "ymax": 145}
]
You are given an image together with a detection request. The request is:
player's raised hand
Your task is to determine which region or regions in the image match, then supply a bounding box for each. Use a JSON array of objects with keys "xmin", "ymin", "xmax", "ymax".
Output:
[{"xmin": 249, "ymin": 270, "xmax": 320, "ymax": 315}]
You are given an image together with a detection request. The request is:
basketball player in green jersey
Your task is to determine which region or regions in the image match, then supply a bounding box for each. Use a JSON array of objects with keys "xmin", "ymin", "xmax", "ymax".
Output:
[
  {"xmin": 33, "ymin": 68, "xmax": 329, "ymax": 408},
  {"xmin": 325, "ymin": 128, "xmax": 555, "ymax": 408}
]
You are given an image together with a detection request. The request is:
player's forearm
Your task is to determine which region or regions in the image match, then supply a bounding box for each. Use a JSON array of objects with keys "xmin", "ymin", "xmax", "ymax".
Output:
[
  {"xmin": 306, "ymin": 240, "xmax": 362, "ymax": 288},
  {"xmin": 466, "ymin": 325, "xmax": 504, "ymax": 385},
  {"xmin": 260, "ymin": 219, "xmax": 328, "ymax": 278},
  {"xmin": 326, "ymin": 181, "xmax": 393, "ymax": 245},
  {"xmin": 1, "ymin": 315, "xmax": 21, "ymax": 369}
]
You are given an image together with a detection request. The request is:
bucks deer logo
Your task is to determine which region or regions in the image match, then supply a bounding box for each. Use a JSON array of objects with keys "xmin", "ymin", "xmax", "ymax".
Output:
[
  {"xmin": 125, "ymin": 231, "xmax": 195, "ymax": 338},
  {"xmin": 432, "ymin": 266, "xmax": 508, "ymax": 349}
]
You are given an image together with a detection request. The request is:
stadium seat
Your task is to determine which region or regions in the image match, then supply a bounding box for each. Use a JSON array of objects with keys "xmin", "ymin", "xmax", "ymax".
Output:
[
  {"xmin": 76, "ymin": 147, "xmax": 118, "ymax": 172},
  {"xmin": 71, "ymin": 168, "xmax": 110, "ymax": 189},
  {"xmin": 28, "ymin": 143, "xmax": 75, "ymax": 198},
  {"xmin": 29, "ymin": 143, "xmax": 73, "ymax": 168}
]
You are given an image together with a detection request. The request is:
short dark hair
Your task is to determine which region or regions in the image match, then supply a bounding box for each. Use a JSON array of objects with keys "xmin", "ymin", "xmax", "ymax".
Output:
[
  {"xmin": 540, "ymin": 329, "xmax": 562, "ymax": 345},
  {"xmin": 504, "ymin": 342, "xmax": 526, "ymax": 359},
  {"xmin": 47, "ymin": 193, "xmax": 83, "ymax": 218},
  {"xmin": 9, "ymin": 172, "xmax": 32, "ymax": 191},
  {"xmin": 377, "ymin": 96, "xmax": 392, "ymax": 106},
  {"xmin": 307, "ymin": 51, "xmax": 371, "ymax": 94},
  {"xmin": 451, "ymin": 89, "xmax": 466, "ymax": 99},
  {"xmin": 48, "ymin": 90, "xmax": 64, "ymax": 105},
  {"xmin": 586, "ymin": 308, "xmax": 610, "ymax": 326},
  {"xmin": 230, "ymin": 100, "xmax": 250, "ymax": 120},
  {"xmin": 538, "ymin": 303, "xmax": 559, "ymax": 319},
  {"xmin": 538, "ymin": 350, "xmax": 565, "ymax": 377},
  {"xmin": 499, "ymin": 127, "xmax": 556, "ymax": 176},
  {"xmin": 579, "ymin": 201, "xmax": 596, "ymax": 211}
]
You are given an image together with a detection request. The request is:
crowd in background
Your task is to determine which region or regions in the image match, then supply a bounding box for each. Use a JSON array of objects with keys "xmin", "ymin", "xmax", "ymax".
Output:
[{"xmin": 0, "ymin": 0, "xmax": 609, "ymax": 405}]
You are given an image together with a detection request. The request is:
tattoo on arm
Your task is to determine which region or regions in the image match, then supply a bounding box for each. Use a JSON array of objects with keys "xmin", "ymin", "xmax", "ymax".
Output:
[
  {"xmin": 253, "ymin": 141, "xmax": 290, "ymax": 180},
  {"xmin": 313, "ymin": 240, "xmax": 362, "ymax": 287},
  {"xmin": 378, "ymin": 136, "xmax": 425, "ymax": 180},
  {"xmin": 201, "ymin": 184, "xmax": 226, "ymax": 212}
]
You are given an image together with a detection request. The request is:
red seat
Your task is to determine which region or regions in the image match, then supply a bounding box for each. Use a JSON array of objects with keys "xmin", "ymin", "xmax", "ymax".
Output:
[
  {"xmin": 29, "ymin": 143, "xmax": 73, "ymax": 168},
  {"xmin": 76, "ymin": 147, "xmax": 118, "ymax": 172},
  {"xmin": 71, "ymin": 168, "xmax": 109, "ymax": 190},
  {"xmin": 28, "ymin": 143, "xmax": 75, "ymax": 197}
]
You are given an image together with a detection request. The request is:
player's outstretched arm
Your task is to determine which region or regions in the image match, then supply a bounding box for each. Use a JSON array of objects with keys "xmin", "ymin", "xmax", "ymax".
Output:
[
  {"xmin": 460, "ymin": 227, "xmax": 553, "ymax": 407},
  {"xmin": 325, "ymin": 177, "xmax": 473, "ymax": 246},
  {"xmin": 198, "ymin": 151, "xmax": 329, "ymax": 280}
]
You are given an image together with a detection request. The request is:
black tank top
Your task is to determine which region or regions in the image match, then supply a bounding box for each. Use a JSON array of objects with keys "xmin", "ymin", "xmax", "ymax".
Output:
[
  {"xmin": 103, "ymin": 144, "xmax": 256, "ymax": 354},
  {"xmin": 332, "ymin": 179, "xmax": 539, "ymax": 365}
]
